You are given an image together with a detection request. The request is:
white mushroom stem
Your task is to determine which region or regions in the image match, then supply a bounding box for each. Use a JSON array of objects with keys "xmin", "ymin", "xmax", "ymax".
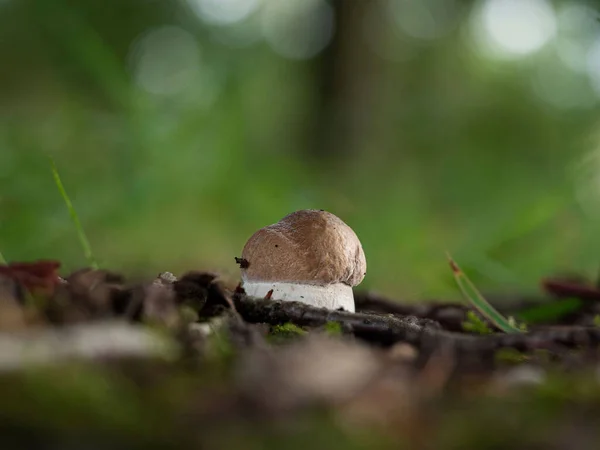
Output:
[{"xmin": 241, "ymin": 281, "xmax": 355, "ymax": 313}]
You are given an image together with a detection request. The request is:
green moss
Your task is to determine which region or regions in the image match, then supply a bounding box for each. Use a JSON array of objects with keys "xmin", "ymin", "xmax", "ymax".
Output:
[
  {"xmin": 507, "ymin": 316, "xmax": 528, "ymax": 332},
  {"xmin": 268, "ymin": 322, "xmax": 307, "ymax": 343},
  {"xmin": 271, "ymin": 322, "xmax": 307, "ymax": 335},
  {"xmin": 324, "ymin": 321, "xmax": 343, "ymax": 336},
  {"xmin": 461, "ymin": 311, "xmax": 494, "ymax": 335}
]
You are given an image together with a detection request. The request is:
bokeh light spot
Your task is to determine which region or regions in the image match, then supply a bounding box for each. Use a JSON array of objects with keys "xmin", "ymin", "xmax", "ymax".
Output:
[
  {"xmin": 473, "ymin": 0, "xmax": 556, "ymax": 59},
  {"xmin": 129, "ymin": 26, "xmax": 202, "ymax": 96},
  {"xmin": 261, "ymin": 0, "xmax": 334, "ymax": 60},
  {"xmin": 531, "ymin": 64, "xmax": 595, "ymax": 111},
  {"xmin": 586, "ymin": 37, "xmax": 600, "ymax": 98},
  {"xmin": 555, "ymin": 4, "xmax": 598, "ymax": 74},
  {"xmin": 210, "ymin": 18, "xmax": 262, "ymax": 49},
  {"xmin": 187, "ymin": 0, "xmax": 259, "ymax": 26}
]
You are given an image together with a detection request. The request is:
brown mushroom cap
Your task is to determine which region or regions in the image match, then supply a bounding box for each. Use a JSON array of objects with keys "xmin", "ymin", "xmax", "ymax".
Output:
[{"xmin": 240, "ymin": 210, "xmax": 366, "ymax": 286}]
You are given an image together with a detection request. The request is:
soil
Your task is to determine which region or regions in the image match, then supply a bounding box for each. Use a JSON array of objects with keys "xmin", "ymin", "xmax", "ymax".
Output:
[{"xmin": 2, "ymin": 260, "xmax": 600, "ymax": 449}]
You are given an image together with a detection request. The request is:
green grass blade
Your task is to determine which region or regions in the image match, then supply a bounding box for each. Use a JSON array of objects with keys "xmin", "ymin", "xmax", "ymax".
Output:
[
  {"xmin": 0, "ymin": 249, "xmax": 6, "ymax": 265},
  {"xmin": 50, "ymin": 159, "xmax": 98, "ymax": 269},
  {"xmin": 448, "ymin": 255, "xmax": 523, "ymax": 334}
]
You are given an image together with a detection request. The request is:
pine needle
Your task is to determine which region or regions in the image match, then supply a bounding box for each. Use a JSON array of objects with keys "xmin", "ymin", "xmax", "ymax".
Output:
[{"xmin": 448, "ymin": 254, "xmax": 524, "ymax": 334}]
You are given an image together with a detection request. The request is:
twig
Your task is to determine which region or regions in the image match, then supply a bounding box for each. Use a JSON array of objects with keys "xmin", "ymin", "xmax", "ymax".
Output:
[
  {"xmin": 231, "ymin": 294, "xmax": 600, "ymax": 355},
  {"xmin": 233, "ymin": 293, "xmax": 435, "ymax": 344},
  {"xmin": 169, "ymin": 272, "xmax": 600, "ymax": 355}
]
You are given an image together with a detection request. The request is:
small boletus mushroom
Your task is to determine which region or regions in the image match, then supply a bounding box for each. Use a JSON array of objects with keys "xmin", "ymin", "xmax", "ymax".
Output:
[{"xmin": 238, "ymin": 209, "xmax": 366, "ymax": 312}]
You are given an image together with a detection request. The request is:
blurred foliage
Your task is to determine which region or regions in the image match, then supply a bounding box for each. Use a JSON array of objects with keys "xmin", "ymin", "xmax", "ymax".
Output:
[
  {"xmin": 1, "ymin": 0, "xmax": 600, "ymax": 300},
  {"xmin": 4, "ymin": 359, "xmax": 600, "ymax": 449}
]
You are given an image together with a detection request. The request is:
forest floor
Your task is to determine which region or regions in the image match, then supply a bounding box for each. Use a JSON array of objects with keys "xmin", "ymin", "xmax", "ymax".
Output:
[{"xmin": 2, "ymin": 261, "xmax": 600, "ymax": 449}]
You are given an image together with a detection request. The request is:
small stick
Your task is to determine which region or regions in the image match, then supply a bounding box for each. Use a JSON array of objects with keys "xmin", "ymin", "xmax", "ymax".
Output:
[
  {"xmin": 167, "ymin": 273, "xmax": 600, "ymax": 355},
  {"xmin": 231, "ymin": 294, "xmax": 600, "ymax": 354}
]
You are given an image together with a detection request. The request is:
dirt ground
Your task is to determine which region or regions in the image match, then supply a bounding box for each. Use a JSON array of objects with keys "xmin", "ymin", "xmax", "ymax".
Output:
[{"xmin": 2, "ymin": 260, "xmax": 600, "ymax": 449}]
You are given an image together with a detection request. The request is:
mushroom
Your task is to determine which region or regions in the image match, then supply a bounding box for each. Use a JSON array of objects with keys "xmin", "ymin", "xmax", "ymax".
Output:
[{"xmin": 237, "ymin": 209, "xmax": 366, "ymax": 312}]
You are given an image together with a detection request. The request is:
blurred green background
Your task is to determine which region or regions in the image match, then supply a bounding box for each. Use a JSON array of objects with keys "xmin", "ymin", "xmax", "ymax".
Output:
[{"xmin": 1, "ymin": 0, "xmax": 600, "ymax": 300}]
